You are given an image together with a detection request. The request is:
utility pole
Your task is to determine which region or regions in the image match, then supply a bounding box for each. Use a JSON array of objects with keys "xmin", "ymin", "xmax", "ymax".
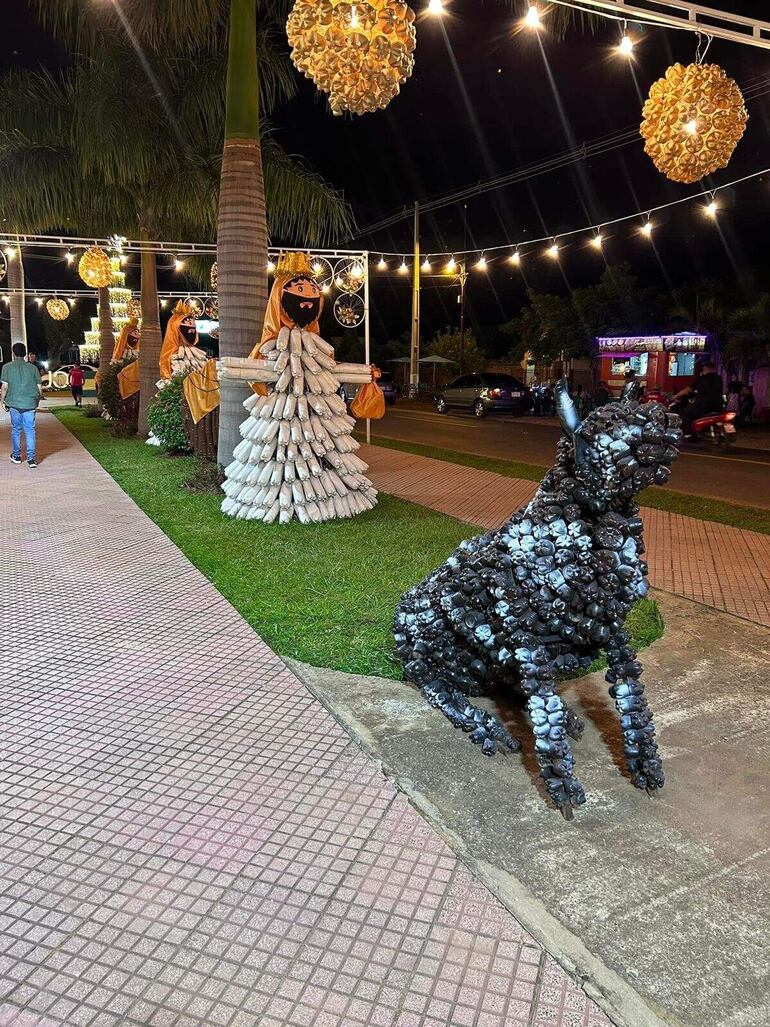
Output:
[
  {"xmin": 409, "ymin": 201, "xmax": 420, "ymax": 398},
  {"xmin": 455, "ymin": 262, "xmax": 468, "ymax": 374}
]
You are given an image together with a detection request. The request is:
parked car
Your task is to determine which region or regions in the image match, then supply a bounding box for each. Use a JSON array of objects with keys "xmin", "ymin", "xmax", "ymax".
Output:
[
  {"xmin": 378, "ymin": 371, "xmax": 397, "ymax": 405},
  {"xmin": 435, "ymin": 373, "xmax": 532, "ymax": 418},
  {"xmin": 339, "ymin": 370, "xmax": 397, "ymax": 406}
]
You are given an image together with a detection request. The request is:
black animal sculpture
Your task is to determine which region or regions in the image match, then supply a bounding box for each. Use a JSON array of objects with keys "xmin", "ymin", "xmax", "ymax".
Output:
[{"xmin": 394, "ymin": 380, "xmax": 682, "ymax": 817}]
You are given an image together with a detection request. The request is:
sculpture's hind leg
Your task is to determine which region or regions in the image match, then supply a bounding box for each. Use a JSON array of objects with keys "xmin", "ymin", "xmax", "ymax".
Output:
[
  {"xmin": 516, "ymin": 651, "xmax": 587, "ymax": 816},
  {"xmin": 605, "ymin": 630, "xmax": 664, "ymax": 793},
  {"xmin": 420, "ymin": 681, "xmax": 520, "ymax": 756}
]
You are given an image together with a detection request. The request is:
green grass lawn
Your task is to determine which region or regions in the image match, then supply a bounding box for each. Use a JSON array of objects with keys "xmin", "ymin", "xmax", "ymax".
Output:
[
  {"xmin": 58, "ymin": 409, "xmax": 663, "ymax": 678},
  {"xmin": 357, "ymin": 433, "xmax": 770, "ymax": 535}
]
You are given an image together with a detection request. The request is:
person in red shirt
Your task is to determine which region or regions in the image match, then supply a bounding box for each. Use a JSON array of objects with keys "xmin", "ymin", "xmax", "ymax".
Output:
[{"xmin": 69, "ymin": 364, "xmax": 86, "ymax": 407}]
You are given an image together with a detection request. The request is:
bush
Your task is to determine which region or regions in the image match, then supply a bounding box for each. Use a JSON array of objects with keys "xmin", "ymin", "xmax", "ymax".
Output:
[
  {"xmin": 147, "ymin": 374, "xmax": 191, "ymax": 453},
  {"xmin": 98, "ymin": 357, "xmax": 133, "ymax": 421}
]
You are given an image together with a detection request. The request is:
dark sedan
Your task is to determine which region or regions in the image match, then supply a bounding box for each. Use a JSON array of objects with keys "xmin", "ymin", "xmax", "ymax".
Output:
[{"xmin": 435, "ymin": 373, "xmax": 532, "ymax": 417}]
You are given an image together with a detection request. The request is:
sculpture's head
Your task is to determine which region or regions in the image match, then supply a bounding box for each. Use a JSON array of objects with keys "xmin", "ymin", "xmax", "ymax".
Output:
[
  {"xmin": 553, "ymin": 378, "xmax": 682, "ymax": 509},
  {"xmin": 281, "ymin": 274, "xmax": 322, "ymax": 329}
]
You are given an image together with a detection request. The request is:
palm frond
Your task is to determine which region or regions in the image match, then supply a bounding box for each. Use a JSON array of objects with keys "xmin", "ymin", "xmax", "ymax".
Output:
[{"xmin": 261, "ymin": 135, "xmax": 355, "ymax": 246}]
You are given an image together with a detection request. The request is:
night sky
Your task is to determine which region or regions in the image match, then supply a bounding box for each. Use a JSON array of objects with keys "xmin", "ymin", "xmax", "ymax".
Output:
[{"xmin": 3, "ymin": 0, "xmax": 770, "ymax": 351}]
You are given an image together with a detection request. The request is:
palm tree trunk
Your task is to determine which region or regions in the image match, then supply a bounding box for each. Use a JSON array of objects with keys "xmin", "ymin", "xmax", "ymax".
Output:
[
  {"xmin": 98, "ymin": 286, "xmax": 115, "ymax": 379},
  {"xmin": 8, "ymin": 245, "xmax": 27, "ymax": 351},
  {"xmin": 216, "ymin": 0, "xmax": 269, "ymax": 467},
  {"xmin": 138, "ymin": 226, "xmax": 162, "ymax": 436}
]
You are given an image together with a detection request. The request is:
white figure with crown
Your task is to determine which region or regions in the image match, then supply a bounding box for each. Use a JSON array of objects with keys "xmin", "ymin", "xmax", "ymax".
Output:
[{"xmin": 219, "ymin": 252, "xmax": 379, "ymax": 524}]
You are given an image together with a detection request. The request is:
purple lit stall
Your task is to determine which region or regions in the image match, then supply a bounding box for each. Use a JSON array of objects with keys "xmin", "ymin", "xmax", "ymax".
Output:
[{"xmin": 597, "ymin": 332, "xmax": 707, "ymax": 397}]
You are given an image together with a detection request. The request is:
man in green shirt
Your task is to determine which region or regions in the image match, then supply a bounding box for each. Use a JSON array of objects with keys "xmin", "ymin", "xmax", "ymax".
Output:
[{"xmin": 1, "ymin": 343, "xmax": 43, "ymax": 468}]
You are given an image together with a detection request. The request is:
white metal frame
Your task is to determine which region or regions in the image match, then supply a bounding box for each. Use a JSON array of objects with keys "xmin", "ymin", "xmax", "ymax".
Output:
[{"xmin": 552, "ymin": 0, "xmax": 770, "ymax": 50}]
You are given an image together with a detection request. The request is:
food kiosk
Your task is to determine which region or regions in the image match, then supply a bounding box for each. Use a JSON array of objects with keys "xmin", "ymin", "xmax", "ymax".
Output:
[{"xmin": 596, "ymin": 332, "xmax": 708, "ymax": 398}]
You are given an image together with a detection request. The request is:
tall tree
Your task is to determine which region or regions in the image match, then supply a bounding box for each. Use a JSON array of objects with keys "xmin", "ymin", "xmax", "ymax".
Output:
[
  {"xmin": 217, "ymin": 0, "xmax": 268, "ymax": 465},
  {"xmin": 8, "ymin": 2, "xmax": 352, "ymax": 437}
]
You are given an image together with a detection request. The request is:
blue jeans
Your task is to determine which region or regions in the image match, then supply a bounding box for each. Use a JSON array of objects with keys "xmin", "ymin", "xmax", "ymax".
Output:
[{"xmin": 10, "ymin": 408, "xmax": 36, "ymax": 462}]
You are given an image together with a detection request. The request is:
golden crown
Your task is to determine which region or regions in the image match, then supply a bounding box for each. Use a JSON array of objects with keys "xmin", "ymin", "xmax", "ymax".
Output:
[
  {"xmin": 276, "ymin": 251, "xmax": 312, "ymax": 276},
  {"xmin": 173, "ymin": 299, "xmax": 194, "ymax": 316}
]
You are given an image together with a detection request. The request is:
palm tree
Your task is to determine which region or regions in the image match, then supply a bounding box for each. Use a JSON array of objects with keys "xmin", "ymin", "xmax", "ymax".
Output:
[{"xmin": 12, "ymin": 2, "xmax": 352, "ymax": 440}]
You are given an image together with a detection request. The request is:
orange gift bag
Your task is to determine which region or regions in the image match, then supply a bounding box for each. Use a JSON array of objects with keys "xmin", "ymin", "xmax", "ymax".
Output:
[{"xmin": 350, "ymin": 381, "xmax": 386, "ymax": 420}]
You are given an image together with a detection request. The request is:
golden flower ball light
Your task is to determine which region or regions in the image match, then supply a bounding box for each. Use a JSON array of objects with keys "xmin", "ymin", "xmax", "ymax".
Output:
[
  {"xmin": 210, "ymin": 260, "xmax": 218, "ymax": 292},
  {"xmin": 640, "ymin": 63, "xmax": 748, "ymax": 184},
  {"xmin": 46, "ymin": 297, "xmax": 70, "ymax": 321},
  {"xmin": 126, "ymin": 297, "xmax": 142, "ymax": 319},
  {"xmin": 78, "ymin": 246, "xmax": 113, "ymax": 288},
  {"xmin": 287, "ymin": 0, "xmax": 417, "ymax": 116}
]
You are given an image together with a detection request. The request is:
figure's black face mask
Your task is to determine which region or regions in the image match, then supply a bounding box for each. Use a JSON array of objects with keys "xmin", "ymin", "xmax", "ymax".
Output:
[
  {"xmin": 180, "ymin": 318, "xmax": 198, "ymax": 344},
  {"xmin": 282, "ymin": 276, "xmax": 321, "ymax": 328}
]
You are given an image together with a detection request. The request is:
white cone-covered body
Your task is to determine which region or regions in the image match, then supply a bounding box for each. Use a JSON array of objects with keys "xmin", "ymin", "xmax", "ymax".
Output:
[{"xmin": 221, "ymin": 327, "xmax": 378, "ymax": 524}]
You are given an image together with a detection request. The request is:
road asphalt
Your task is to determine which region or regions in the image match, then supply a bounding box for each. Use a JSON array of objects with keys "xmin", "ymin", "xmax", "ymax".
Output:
[{"xmin": 370, "ymin": 403, "xmax": 770, "ymax": 509}]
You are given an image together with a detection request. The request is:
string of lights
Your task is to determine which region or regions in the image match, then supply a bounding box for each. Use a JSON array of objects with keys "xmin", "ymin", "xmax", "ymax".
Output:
[{"xmin": 370, "ymin": 161, "xmax": 770, "ymax": 270}]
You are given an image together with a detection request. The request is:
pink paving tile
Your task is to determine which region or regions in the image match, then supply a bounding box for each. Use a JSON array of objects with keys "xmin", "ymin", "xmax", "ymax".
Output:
[{"xmin": 0, "ymin": 412, "xmax": 613, "ymax": 1027}]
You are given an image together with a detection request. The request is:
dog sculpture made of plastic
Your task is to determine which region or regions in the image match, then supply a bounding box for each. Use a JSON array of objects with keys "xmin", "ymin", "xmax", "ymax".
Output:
[{"xmin": 394, "ymin": 379, "xmax": 682, "ymax": 817}]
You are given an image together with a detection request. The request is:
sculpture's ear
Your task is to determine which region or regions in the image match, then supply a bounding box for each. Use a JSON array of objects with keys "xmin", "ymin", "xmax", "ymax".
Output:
[
  {"xmin": 621, "ymin": 378, "xmax": 640, "ymax": 401},
  {"xmin": 555, "ymin": 378, "xmax": 589, "ymax": 465}
]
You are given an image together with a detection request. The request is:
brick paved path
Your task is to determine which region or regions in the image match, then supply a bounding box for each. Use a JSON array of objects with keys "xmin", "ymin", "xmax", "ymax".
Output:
[
  {"xmin": 361, "ymin": 445, "xmax": 770, "ymax": 628},
  {"xmin": 0, "ymin": 413, "xmax": 611, "ymax": 1026}
]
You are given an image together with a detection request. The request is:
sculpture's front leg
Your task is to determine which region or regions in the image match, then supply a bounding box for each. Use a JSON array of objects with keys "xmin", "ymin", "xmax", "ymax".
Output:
[
  {"xmin": 605, "ymin": 629, "xmax": 665, "ymax": 793},
  {"xmin": 515, "ymin": 648, "xmax": 586, "ymax": 818}
]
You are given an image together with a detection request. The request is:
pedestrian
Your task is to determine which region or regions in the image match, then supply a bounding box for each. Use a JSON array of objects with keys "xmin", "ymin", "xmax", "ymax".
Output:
[
  {"xmin": 69, "ymin": 363, "xmax": 86, "ymax": 407},
  {"xmin": 595, "ymin": 380, "xmax": 612, "ymax": 406},
  {"xmin": 1, "ymin": 343, "xmax": 43, "ymax": 468},
  {"xmin": 727, "ymin": 374, "xmax": 743, "ymax": 414}
]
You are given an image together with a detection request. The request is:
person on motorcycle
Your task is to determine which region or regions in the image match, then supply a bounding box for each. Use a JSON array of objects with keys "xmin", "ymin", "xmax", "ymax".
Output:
[{"xmin": 673, "ymin": 359, "xmax": 724, "ymax": 437}]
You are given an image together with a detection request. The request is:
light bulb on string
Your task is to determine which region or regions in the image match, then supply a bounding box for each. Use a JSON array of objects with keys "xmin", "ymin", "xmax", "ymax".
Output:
[
  {"xmin": 618, "ymin": 34, "xmax": 634, "ymax": 56},
  {"xmin": 174, "ymin": 257, "xmax": 185, "ymax": 272},
  {"xmin": 398, "ymin": 259, "xmax": 409, "ymax": 275},
  {"xmin": 509, "ymin": 250, "xmax": 521, "ymax": 266},
  {"xmin": 266, "ymin": 259, "xmax": 276, "ymax": 273},
  {"xmin": 641, "ymin": 219, "xmax": 654, "ymax": 237},
  {"xmin": 427, "ymin": 0, "xmax": 445, "ymax": 15},
  {"xmin": 350, "ymin": 262, "xmax": 364, "ymax": 279},
  {"xmin": 377, "ymin": 256, "xmax": 387, "ymax": 271},
  {"xmin": 4, "ymin": 246, "xmax": 16, "ymax": 260},
  {"xmin": 590, "ymin": 232, "xmax": 603, "ymax": 250},
  {"xmin": 312, "ymin": 260, "xmax": 324, "ymax": 276},
  {"xmin": 160, "ymin": 299, "xmax": 168, "ymax": 308},
  {"xmin": 546, "ymin": 241, "xmax": 559, "ymax": 260},
  {"xmin": 476, "ymin": 254, "xmax": 488, "ymax": 270},
  {"xmin": 445, "ymin": 256, "xmax": 457, "ymax": 273},
  {"xmin": 35, "ymin": 297, "xmax": 43, "ymax": 306},
  {"xmin": 705, "ymin": 196, "xmax": 719, "ymax": 217},
  {"xmin": 120, "ymin": 255, "xmax": 128, "ymax": 266},
  {"xmin": 65, "ymin": 250, "xmax": 74, "ymax": 264},
  {"xmin": 524, "ymin": 6, "xmax": 541, "ymax": 29},
  {"xmin": 422, "ymin": 256, "xmax": 432, "ymax": 272}
]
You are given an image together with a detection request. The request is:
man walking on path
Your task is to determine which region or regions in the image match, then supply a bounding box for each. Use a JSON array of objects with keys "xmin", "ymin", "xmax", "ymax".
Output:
[
  {"xmin": 69, "ymin": 363, "xmax": 86, "ymax": 407},
  {"xmin": 1, "ymin": 343, "xmax": 43, "ymax": 468}
]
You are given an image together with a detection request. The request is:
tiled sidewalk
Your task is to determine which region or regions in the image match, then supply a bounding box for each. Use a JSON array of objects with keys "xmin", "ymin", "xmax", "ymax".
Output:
[
  {"xmin": 361, "ymin": 445, "xmax": 770, "ymax": 628},
  {"xmin": 0, "ymin": 412, "xmax": 611, "ymax": 1027}
]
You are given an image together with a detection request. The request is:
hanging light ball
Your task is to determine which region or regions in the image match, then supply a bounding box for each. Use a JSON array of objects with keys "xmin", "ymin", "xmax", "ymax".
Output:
[
  {"xmin": 286, "ymin": 0, "xmax": 417, "ymax": 117},
  {"xmin": 78, "ymin": 246, "xmax": 113, "ymax": 288},
  {"xmin": 127, "ymin": 297, "xmax": 142, "ymax": 320},
  {"xmin": 46, "ymin": 297, "xmax": 70, "ymax": 321},
  {"xmin": 640, "ymin": 63, "xmax": 747, "ymax": 184},
  {"xmin": 210, "ymin": 260, "xmax": 218, "ymax": 292}
]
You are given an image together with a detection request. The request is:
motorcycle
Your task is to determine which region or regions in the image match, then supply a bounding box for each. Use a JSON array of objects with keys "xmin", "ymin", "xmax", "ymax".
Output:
[{"xmin": 670, "ymin": 395, "xmax": 737, "ymax": 448}]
